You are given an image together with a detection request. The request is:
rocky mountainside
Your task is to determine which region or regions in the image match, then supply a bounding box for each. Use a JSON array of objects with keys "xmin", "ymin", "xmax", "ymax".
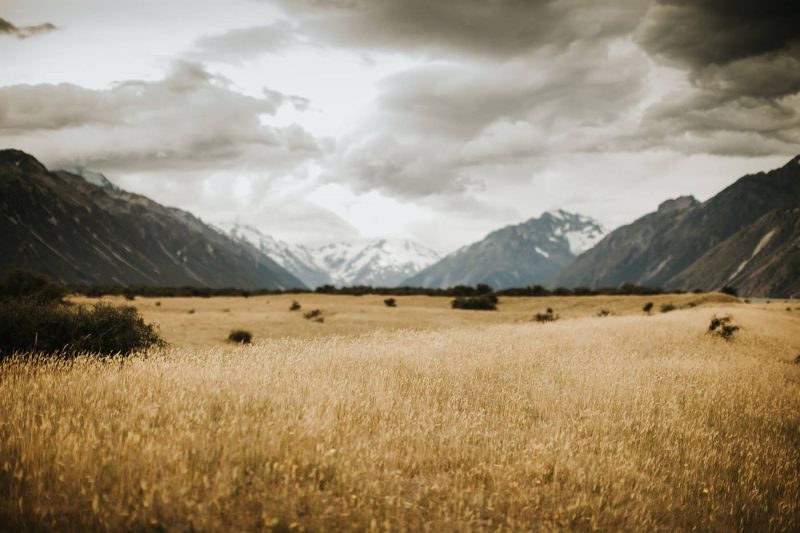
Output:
[
  {"xmin": 404, "ymin": 210, "xmax": 605, "ymax": 289},
  {"xmin": 221, "ymin": 222, "xmax": 441, "ymax": 288},
  {"xmin": 0, "ymin": 149, "xmax": 306, "ymax": 289},
  {"xmin": 555, "ymin": 155, "xmax": 800, "ymax": 296},
  {"xmin": 668, "ymin": 207, "xmax": 800, "ymax": 297}
]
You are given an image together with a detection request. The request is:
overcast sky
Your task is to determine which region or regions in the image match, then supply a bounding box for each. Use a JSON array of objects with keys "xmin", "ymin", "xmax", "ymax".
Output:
[{"xmin": 1, "ymin": 0, "xmax": 798, "ymax": 252}]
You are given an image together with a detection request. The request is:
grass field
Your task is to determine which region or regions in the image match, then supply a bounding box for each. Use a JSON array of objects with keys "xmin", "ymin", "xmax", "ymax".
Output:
[{"xmin": 2, "ymin": 294, "xmax": 800, "ymax": 531}]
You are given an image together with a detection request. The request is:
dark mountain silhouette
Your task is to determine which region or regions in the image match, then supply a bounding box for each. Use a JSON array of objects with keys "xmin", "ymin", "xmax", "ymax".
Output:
[
  {"xmin": 0, "ymin": 149, "xmax": 306, "ymax": 289},
  {"xmin": 555, "ymin": 156, "xmax": 800, "ymax": 297}
]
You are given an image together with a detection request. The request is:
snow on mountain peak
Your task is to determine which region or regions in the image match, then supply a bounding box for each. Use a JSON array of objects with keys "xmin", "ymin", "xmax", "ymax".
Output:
[
  {"xmin": 542, "ymin": 210, "xmax": 605, "ymax": 255},
  {"xmin": 219, "ymin": 222, "xmax": 441, "ymax": 288},
  {"xmin": 59, "ymin": 166, "xmax": 119, "ymax": 190}
]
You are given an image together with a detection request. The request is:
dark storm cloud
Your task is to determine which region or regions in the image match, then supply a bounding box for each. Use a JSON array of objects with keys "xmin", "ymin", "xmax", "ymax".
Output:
[
  {"xmin": 0, "ymin": 17, "xmax": 57, "ymax": 39},
  {"xmin": 0, "ymin": 62, "xmax": 321, "ymax": 172},
  {"xmin": 271, "ymin": 0, "xmax": 649, "ymax": 58},
  {"xmin": 637, "ymin": 0, "xmax": 800, "ymax": 71},
  {"xmin": 632, "ymin": 0, "xmax": 800, "ymax": 156}
]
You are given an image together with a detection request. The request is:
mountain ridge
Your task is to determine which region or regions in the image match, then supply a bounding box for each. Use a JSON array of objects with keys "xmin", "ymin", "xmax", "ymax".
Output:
[
  {"xmin": 404, "ymin": 210, "xmax": 605, "ymax": 289},
  {"xmin": 220, "ymin": 222, "xmax": 441, "ymax": 288},
  {"xmin": 554, "ymin": 155, "xmax": 800, "ymax": 296},
  {"xmin": 0, "ymin": 149, "xmax": 306, "ymax": 289}
]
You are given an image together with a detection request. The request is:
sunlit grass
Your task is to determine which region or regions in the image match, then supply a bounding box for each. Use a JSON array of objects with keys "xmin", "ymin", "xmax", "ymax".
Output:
[{"xmin": 1, "ymin": 301, "xmax": 798, "ymax": 531}]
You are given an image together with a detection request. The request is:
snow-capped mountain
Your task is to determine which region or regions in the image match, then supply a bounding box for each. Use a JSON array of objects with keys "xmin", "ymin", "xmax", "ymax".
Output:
[
  {"xmin": 219, "ymin": 222, "xmax": 441, "ymax": 288},
  {"xmin": 313, "ymin": 239, "xmax": 442, "ymax": 287},
  {"xmin": 404, "ymin": 210, "xmax": 606, "ymax": 289},
  {"xmin": 57, "ymin": 166, "xmax": 119, "ymax": 190}
]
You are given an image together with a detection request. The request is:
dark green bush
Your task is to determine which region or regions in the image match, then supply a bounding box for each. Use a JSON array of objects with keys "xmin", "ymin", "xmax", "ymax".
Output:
[
  {"xmin": 290, "ymin": 301, "xmax": 301, "ymax": 311},
  {"xmin": 227, "ymin": 329, "xmax": 253, "ymax": 344},
  {"xmin": 708, "ymin": 315, "xmax": 740, "ymax": 341},
  {"xmin": 304, "ymin": 309, "xmax": 322, "ymax": 320},
  {"xmin": 534, "ymin": 309, "xmax": 558, "ymax": 322},
  {"xmin": 451, "ymin": 296, "xmax": 497, "ymax": 311},
  {"xmin": 720, "ymin": 286, "xmax": 738, "ymax": 297},
  {"xmin": 660, "ymin": 303, "xmax": 676, "ymax": 313},
  {"xmin": 643, "ymin": 302, "xmax": 654, "ymax": 314},
  {"xmin": 384, "ymin": 298, "xmax": 397, "ymax": 307},
  {"xmin": 0, "ymin": 299, "xmax": 163, "ymax": 359},
  {"xmin": 0, "ymin": 270, "xmax": 65, "ymax": 304},
  {"xmin": 597, "ymin": 309, "xmax": 611, "ymax": 317}
]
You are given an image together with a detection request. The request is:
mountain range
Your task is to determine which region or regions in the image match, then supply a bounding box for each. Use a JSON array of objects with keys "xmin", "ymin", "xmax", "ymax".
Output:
[
  {"xmin": 1, "ymin": 148, "xmax": 798, "ymax": 297},
  {"xmin": 0, "ymin": 149, "xmax": 305, "ymax": 289},
  {"xmin": 555, "ymin": 155, "xmax": 800, "ymax": 297},
  {"xmin": 405, "ymin": 210, "xmax": 605, "ymax": 289},
  {"xmin": 220, "ymin": 222, "xmax": 441, "ymax": 288}
]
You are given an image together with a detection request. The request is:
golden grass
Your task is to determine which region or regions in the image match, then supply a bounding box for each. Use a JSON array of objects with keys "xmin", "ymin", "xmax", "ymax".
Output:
[
  {"xmin": 2, "ymin": 299, "xmax": 799, "ymax": 531},
  {"xmin": 71, "ymin": 292, "xmax": 738, "ymax": 346}
]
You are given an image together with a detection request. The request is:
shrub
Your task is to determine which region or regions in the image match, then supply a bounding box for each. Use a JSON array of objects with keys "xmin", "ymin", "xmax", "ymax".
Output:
[
  {"xmin": 597, "ymin": 309, "xmax": 611, "ymax": 317},
  {"xmin": 0, "ymin": 299, "xmax": 163, "ymax": 359},
  {"xmin": 451, "ymin": 296, "xmax": 497, "ymax": 311},
  {"xmin": 227, "ymin": 329, "xmax": 252, "ymax": 344},
  {"xmin": 0, "ymin": 270, "xmax": 65, "ymax": 304},
  {"xmin": 534, "ymin": 309, "xmax": 558, "ymax": 322},
  {"xmin": 384, "ymin": 298, "xmax": 397, "ymax": 307},
  {"xmin": 155, "ymin": 301, "xmax": 162, "ymax": 307},
  {"xmin": 290, "ymin": 301, "xmax": 301, "ymax": 311},
  {"xmin": 643, "ymin": 302, "xmax": 654, "ymax": 314},
  {"xmin": 708, "ymin": 315, "xmax": 740, "ymax": 341},
  {"xmin": 188, "ymin": 309, "xmax": 196, "ymax": 314},
  {"xmin": 123, "ymin": 289, "xmax": 136, "ymax": 301},
  {"xmin": 660, "ymin": 303, "xmax": 676, "ymax": 313},
  {"xmin": 720, "ymin": 286, "xmax": 738, "ymax": 297},
  {"xmin": 304, "ymin": 309, "xmax": 322, "ymax": 320}
]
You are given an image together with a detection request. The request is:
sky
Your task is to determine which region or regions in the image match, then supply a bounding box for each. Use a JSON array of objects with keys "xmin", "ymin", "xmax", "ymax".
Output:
[{"xmin": 1, "ymin": 0, "xmax": 798, "ymax": 253}]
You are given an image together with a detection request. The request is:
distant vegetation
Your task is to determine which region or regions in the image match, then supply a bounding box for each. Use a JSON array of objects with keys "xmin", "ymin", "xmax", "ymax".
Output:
[
  {"xmin": 227, "ymin": 329, "xmax": 253, "ymax": 344},
  {"xmin": 451, "ymin": 295, "xmax": 498, "ymax": 311},
  {"xmin": 534, "ymin": 307, "xmax": 558, "ymax": 322},
  {"xmin": 451, "ymin": 285, "xmax": 498, "ymax": 310},
  {"xmin": 65, "ymin": 281, "xmax": 680, "ymax": 299},
  {"xmin": 708, "ymin": 316, "xmax": 740, "ymax": 340},
  {"xmin": 0, "ymin": 271, "xmax": 162, "ymax": 359}
]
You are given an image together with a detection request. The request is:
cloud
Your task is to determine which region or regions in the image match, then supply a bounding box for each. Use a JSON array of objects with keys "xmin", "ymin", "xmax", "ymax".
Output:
[
  {"xmin": 0, "ymin": 17, "xmax": 57, "ymax": 39},
  {"xmin": 0, "ymin": 61, "xmax": 321, "ymax": 173},
  {"xmin": 190, "ymin": 21, "xmax": 300, "ymax": 62},
  {"xmin": 631, "ymin": 0, "xmax": 800, "ymax": 156},
  {"xmin": 324, "ymin": 40, "xmax": 650, "ymax": 198},
  {"xmin": 636, "ymin": 0, "xmax": 800, "ymax": 70},
  {"xmin": 270, "ymin": 0, "xmax": 649, "ymax": 58}
]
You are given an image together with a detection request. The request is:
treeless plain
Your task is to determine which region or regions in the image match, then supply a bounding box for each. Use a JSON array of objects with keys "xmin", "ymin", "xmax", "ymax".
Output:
[{"xmin": 2, "ymin": 293, "xmax": 799, "ymax": 531}]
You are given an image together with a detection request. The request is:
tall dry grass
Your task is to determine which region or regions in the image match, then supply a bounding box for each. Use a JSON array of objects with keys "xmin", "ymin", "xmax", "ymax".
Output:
[{"xmin": 1, "ymin": 305, "xmax": 799, "ymax": 531}]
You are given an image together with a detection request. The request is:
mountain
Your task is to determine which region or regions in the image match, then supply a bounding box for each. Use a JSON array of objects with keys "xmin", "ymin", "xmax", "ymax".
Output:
[
  {"xmin": 314, "ymin": 239, "xmax": 442, "ymax": 287},
  {"xmin": 0, "ymin": 149, "xmax": 306, "ymax": 289},
  {"xmin": 57, "ymin": 166, "xmax": 119, "ymax": 190},
  {"xmin": 404, "ymin": 210, "xmax": 606, "ymax": 289},
  {"xmin": 555, "ymin": 155, "xmax": 800, "ymax": 296},
  {"xmin": 220, "ymin": 222, "xmax": 441, "ymax": 288},
  {"xmin": 668, "ymin": 207, "xmax": 800, "ymax": 298},
  {"xmin": 221, "ymin": 223, "xmax": 332, "ymax": 288}
]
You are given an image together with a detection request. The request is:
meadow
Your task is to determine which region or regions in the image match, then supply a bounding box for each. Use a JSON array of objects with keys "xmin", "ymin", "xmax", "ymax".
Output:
[{"xmin": 1, "ymin": 294, "xmax": 799, "ymax": 531}]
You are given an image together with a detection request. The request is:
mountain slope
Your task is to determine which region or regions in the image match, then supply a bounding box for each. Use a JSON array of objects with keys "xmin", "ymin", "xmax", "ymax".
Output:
[
  {"xmin": 221, "ymin": 222, "xmax": 441, "ymax": 288},
  {"xmin": 668, "ymin": 207, "xmax": 800, "ymax": 298},
  {"xmin": 405, "ymin": 210, "xmax": 605, "ymax": 289},
  {"xmin": 555, "ymin": 155, "xmax": 800, "ymax": 294},
  {"xmin": 314, "ymin": 239, "xmax": 441, "ymax": 287},
  {"xmin": 0, "ymin": 149, "xmax": 306, "ymax": 289},
  {"xmin": 222, "ymin": 223, "xmax": 332, "ymax": 288}
]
